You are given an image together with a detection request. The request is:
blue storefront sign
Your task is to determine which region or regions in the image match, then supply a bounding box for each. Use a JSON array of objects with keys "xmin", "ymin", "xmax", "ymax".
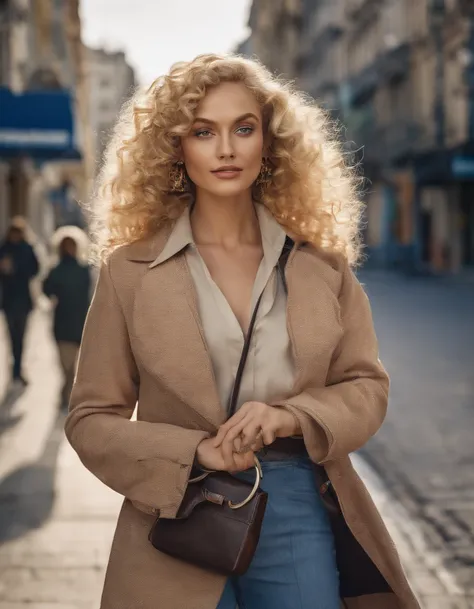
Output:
[
  {"xmin": 0, "ymin": 87, "xmax": 81, "ymax": 160},
  {"xmin": 452, "ymin": 156, "xmax": 474, "ymax": 179}
]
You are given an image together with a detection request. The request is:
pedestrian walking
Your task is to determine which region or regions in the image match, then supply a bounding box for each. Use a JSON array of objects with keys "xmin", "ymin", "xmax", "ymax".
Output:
[
  {"xmin": 43, "ymin": 234, "xmax": 91, "ymax": 409},
  {"xmin": 65, "ymin": 54, "xmax": 420, "ymax": 609},
  {"xmin": 0, "ymin": 216, "xmax": 39, "ymax": 385}
]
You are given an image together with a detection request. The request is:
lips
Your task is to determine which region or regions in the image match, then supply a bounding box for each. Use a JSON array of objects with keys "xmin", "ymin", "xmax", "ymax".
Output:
[
  {"xmin": 211, "ymin": 166, "xmax": 242, "ymax": 173},
  {"xmin": 211, "ymin": 166, "xmax": 243, "ymax": 180}
]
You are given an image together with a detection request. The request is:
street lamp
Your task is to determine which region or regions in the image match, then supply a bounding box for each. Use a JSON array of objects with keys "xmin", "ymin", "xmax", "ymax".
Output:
[{"xmin": 430, "ymin": 0, "xmax": 446, "ymax": 148}]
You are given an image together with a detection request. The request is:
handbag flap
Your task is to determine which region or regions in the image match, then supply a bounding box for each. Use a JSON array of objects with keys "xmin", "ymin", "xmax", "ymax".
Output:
[{"xmin": 175, "ymin": 472, "xmax": 266, "ymax": 523}]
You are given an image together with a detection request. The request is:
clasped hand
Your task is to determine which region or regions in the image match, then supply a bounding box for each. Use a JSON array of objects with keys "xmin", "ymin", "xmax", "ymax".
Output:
[{"xmin": 196, "ymin": 401, "xmax": 300, "ymax": 473}]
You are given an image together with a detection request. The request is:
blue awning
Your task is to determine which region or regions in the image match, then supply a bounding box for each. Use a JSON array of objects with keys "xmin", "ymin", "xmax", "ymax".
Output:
[{"xmin": 0, "ymin": 87, "xmax": 82, "ymax": 160}]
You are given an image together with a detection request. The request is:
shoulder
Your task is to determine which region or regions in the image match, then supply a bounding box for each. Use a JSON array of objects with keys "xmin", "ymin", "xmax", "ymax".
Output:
[
  {"xmin": 21, "ymin": 241, "xmax": 36, "ymax": 254},
  {"xmin": 47, "ymin": 264, "xmax": 61, "ymax": 276},
  {"xmin": 297, "ymin": 242, "xmax": 349, "ymax": 297}
]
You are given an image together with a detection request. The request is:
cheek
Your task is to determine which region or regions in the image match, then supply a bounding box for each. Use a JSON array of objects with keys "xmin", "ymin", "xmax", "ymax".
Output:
[
  {"xmin": 181, "ymin": 140, "xmax": 204, "ymax": 169},
  {"xmin": 246, "ymin": 138, "xmax": 264, "ymax": 179},
  {"xmin": 181, "ymin": 140, "xmax": 210, "ymax": 185}
]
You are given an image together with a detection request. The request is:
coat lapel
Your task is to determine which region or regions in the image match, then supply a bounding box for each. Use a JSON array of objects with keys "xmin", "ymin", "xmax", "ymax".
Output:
[
  {"xmin": 131, "ymin": 250, "xmax": 224, "ymax": 431},
  {"xmin": 128, "ymin": 227, "xmax": 343, "ymax": 430},
  {"xmin": 285, "ymin": 248, "xmax": 344, "ymax": 391}
]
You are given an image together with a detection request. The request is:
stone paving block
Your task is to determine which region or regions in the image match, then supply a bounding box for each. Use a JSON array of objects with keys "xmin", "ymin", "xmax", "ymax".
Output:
[
  {"xmin": 0, "ymin": 605, "xmax": 84, "ymax": 609},
  {"xmin": 409, "ymin": 572, "xmax": 447, "ymax": 597},
  {"xmin": 421, "ymin": 599, "xmax": 465, "ymax": 609},
  {"xmin": 0, "ymin": 567, "xmax": 103, "ymax": 605}
]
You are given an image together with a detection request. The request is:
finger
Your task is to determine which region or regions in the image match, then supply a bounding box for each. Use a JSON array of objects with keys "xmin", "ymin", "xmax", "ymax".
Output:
[
  {"xmin": 231, "ymin": 450, "xmax": 255, "ymax": 473},
  {"xmin": 213, "ymin": 410, "xmax": 248, "ymax": 446},
  {"xmin": 220, "ymin": 430, "xmax": 241, "ymax": 471},
  {"xmin": 249, "ymin": 435, "xmax": 265, "ymax": 452},
  {"xmin": 262, "ymin": 428, "xmax": 276, "ymax": 447},
  {"xmin": 221, "ymin": 417, "xmax": 251, "ymax": 449},
  {"xmin": 240, "ymin": 423, "xmax": 263, "ymax": 451},
  {"xmin": 233, "ymin": 435, "xmax": 244, "ymax": 453}
]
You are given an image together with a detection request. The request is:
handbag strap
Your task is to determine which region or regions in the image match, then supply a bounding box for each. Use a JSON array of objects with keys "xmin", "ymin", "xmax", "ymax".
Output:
[{"xmin": 227, "ymin": 235, "xmax": 295, "ymax": 417}]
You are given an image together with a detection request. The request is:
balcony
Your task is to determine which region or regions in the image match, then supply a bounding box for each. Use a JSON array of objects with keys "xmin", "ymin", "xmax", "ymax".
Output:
[
  {"xmin": 345, "ymin": 0, "xmax": 383, "ymax": 23},
  {"xmin": 299, "ymin": 1, "xmax": 344, "ymax": 60},
  {"xmin": 347, "ymin": 43, "xmax": 411, "ymax": 105},
  {"xmin": 347, "ymin": 62, "xmax": 379, "ymax": 105},
  {"xmin": 377, "ymin": 43, "xmax": 410, "ymax": 83},
  {"xmin": 376, "ymin": 120, "xmax": 423, "ymax": 163},
  {"xmin": 344, "ymin": 105, "xmax": 422, "ymax": 166},
  {"xmin": 297, "ymin": 47, "xmax": 341, "ymax": 99}
]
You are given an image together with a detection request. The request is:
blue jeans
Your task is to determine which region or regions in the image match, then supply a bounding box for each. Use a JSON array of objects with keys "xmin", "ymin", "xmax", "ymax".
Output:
[{"xmin": 217, "ymin": 457, "xmax": 340, "ymax": 609}]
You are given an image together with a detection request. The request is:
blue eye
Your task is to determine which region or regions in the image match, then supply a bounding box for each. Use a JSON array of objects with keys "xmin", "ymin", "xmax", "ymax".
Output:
[
  {"xmin": 195, "ymin": 129, "xmax": 212, "ymax": 138},
  {"xmin": 236, "ymin": 126, "xmax": 254, "ymax": 135}
]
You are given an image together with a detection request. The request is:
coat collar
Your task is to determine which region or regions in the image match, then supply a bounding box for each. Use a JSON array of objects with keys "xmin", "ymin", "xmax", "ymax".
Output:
[
  {"xmin": 150, "ymin": 202, "xmax": 288, "ymax": 269},
  {"xmin": 125, "ymin": 203, "xmax": 288, "ymax": 269}
]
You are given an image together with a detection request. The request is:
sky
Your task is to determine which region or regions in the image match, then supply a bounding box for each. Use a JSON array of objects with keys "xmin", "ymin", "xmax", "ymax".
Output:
[{"xmin": 80, "ymin": 0, "xmax": 253, "ymax": 86}]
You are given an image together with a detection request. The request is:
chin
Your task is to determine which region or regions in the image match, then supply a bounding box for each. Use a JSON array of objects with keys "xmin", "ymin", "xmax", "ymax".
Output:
[{"xmin": 203, "ymin": 179, "xmax": 255, "ymax": 198}]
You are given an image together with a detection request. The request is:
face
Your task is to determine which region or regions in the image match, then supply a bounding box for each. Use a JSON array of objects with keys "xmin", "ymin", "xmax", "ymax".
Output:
[
  {"xmin": 7, "ymin": 228, "xmax": 23, "ymax": 243},
  {"xmin": 181, "ymin": 82, "xmax": 264, "ymax": 198},
  {"xmin": 60, "ymin": 237, "xmax": 77, "ymax": 258}
]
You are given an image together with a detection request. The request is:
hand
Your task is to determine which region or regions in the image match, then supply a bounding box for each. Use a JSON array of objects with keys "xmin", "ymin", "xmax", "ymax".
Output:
[
  {"xmin": 212, "ymin": 401, "xmax": 300, "ymax": 454},
  {"xmin": 196, "ymin": 437, "xmax": 255, "ymax": 473},
  {"xmin": 0, "ymin": 257, "xmax": 13, "ymax": 275}
]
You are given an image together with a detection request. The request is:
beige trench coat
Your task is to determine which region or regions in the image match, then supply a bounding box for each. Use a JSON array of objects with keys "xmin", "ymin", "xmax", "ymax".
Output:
[{"xmin": 65, "ymin": 225, "xmax": 421, "ymax": 609}]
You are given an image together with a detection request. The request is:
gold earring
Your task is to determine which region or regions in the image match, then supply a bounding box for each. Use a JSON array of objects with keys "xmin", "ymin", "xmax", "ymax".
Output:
[
  {"xmin": 256, "ymin": 158, "xmax": 272, "ymax": 188},
  {"xmin": 169, "ymin": 161, "xmax": 188, "ymax": 192}
]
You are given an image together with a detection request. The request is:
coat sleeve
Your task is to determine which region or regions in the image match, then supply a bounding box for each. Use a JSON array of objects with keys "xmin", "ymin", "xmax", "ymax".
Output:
[
  {"xmin": 64, "ymin": 259, "xmax": 210, "ymax": 519},
  {"xmin": 18, "ymin": 244, "xmax": 39, "ymax": 279},
  {"xmin": 280, "ymin": 259, "xmax": 389, "ymax": 464},
  {"xmin": 42, "ymin": 269, "xmax": 57, "ymax": 298}
]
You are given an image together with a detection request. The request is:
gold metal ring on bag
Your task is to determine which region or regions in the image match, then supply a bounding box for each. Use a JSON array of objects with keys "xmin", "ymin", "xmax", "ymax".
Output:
[
  {"xmin": 228, "ymin": 456, "xmax": 263, "ymax": 510},
  {"xmin": 189, "ymin": 457, "xmax": 263, "ymax": 510}
]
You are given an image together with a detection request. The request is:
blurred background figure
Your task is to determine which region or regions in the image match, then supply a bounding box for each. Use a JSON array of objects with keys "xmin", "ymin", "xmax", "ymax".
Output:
[
  {"xmin": 0, "ymin": 216, "xmax": 39, "ymax": 386},
  {"xmin": 42, "ymin": 227, "xmax": 91, "ymax": 410}
]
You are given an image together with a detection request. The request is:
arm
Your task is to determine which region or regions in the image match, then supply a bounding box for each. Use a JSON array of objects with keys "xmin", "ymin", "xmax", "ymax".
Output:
[
  {"xmin": 64, "ymin": 259, "xmax": 209, "ymax": 518},
  {"xmin": 16, "ymin": 244, "xmax": 39, "ymax": 279},
  {"xmin": 42, "ymin": 270, "xmax": 57, "ymax": 298},
  {"xmin": 279, "ymin": 259, "xmax": 389, "ymax": 464}
]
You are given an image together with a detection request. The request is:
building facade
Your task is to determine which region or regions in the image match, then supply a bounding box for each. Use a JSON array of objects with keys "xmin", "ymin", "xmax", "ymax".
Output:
[
  {"xmin": 340, "ymin": 0, "xmax": 474, "ymax": 274},
  {"xmin": 246, "ymin": 0, "xmax": 474, "ymax": 274},
  {"xmin": 85, "ymin": 46, "xmax": 136, "ymax": 173},
  {"xmin": 0, "ymin": 0, "xmax": 93, "ymax": 242},
  {"xmin": 238, "ymin": 0, "xmax": 301, "ymax": 78}
]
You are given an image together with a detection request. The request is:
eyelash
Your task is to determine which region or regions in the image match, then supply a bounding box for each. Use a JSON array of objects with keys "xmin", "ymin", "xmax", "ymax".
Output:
[{"xmin": 194, "ymin": 126, "xmax": 254, "ymax": 138}]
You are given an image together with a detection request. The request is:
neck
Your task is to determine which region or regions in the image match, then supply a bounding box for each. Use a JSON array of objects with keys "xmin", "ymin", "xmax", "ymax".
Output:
[{"xmin": 190, "ymin": 190, "xmax": 260, "ymax": 249}]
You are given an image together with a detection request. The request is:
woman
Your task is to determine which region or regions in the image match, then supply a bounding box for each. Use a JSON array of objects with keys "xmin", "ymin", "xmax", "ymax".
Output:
[
  {"xmin": 0, "ymin": 216, "xmax": 39, "ymax": 386},
  {"xmin": 43, "ymin": 234, "xmax": 91, "ymax": 409},
  {"xmin": 65, "ymin": 54, "xmax": 420, "ymax": 609}
]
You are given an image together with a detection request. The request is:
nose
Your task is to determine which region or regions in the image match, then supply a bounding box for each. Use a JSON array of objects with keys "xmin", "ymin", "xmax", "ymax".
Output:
[{"xmin": 216, "ymin": 132, "xmax": 235, "ymax": 160}]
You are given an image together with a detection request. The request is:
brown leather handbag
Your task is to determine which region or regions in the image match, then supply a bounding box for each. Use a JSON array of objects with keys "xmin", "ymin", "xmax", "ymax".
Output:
[{"xmin": 148, "ymin": 286, "xmax": 269, "ymax": 576}]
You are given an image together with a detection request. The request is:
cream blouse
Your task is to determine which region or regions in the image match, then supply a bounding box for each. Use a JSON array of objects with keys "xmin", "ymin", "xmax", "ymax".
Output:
[{"xmin": 150, "ymin": 203, "xmax": 296, "ymax": 413}]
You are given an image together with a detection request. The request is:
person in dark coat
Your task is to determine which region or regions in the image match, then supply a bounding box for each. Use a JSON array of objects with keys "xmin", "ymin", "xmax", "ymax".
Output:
[
  {"xmin": 43, "ymin": 236, "xmax": 91, "ymax": 409},
  {"xmin": 0, "ymin": 217, "xmax": 39, "ymax": 385}
]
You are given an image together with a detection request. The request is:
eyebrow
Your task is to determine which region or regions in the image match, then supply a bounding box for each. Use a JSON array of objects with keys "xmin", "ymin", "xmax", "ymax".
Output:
[{"xmin": 193, "ymin": 112, "xmax": 260, "ymax": 125}]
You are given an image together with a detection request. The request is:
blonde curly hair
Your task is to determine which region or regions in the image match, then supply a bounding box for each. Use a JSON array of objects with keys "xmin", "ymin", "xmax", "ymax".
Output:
[{"xmin": 91, "ymin": 53, "xmax": 363, "ymax": 265}]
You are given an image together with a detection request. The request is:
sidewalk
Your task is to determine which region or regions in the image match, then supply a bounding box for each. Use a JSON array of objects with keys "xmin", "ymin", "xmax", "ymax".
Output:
[
  {"xmin": 0, "ymin": 309, "xmax": 121, "ymax": 608},
  {"xmin": 0, "ymin": 312, "xmax": 471, "ymax": 608}
]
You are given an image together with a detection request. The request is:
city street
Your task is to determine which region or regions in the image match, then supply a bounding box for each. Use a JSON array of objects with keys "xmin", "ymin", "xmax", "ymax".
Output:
[
  {"xmin": 0, "ymin": 273, "xmax": 473, "ymax": 608},
  {"xmin": 360, "ymin": 270, "xmax": 474, "ymax": 599}
]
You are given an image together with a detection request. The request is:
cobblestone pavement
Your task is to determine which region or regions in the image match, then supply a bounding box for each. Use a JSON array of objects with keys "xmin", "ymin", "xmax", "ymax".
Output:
[
  {"xmin": 0, "ymin": 309, "xmax": 121, "ymax": 608},
  {"xmin": 0, "ymin": 287, "xmax": 473, "ymax": 608},
  {"xmin": 359, "ymin": 271, "xmax": 474, "ymax": 605}
]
